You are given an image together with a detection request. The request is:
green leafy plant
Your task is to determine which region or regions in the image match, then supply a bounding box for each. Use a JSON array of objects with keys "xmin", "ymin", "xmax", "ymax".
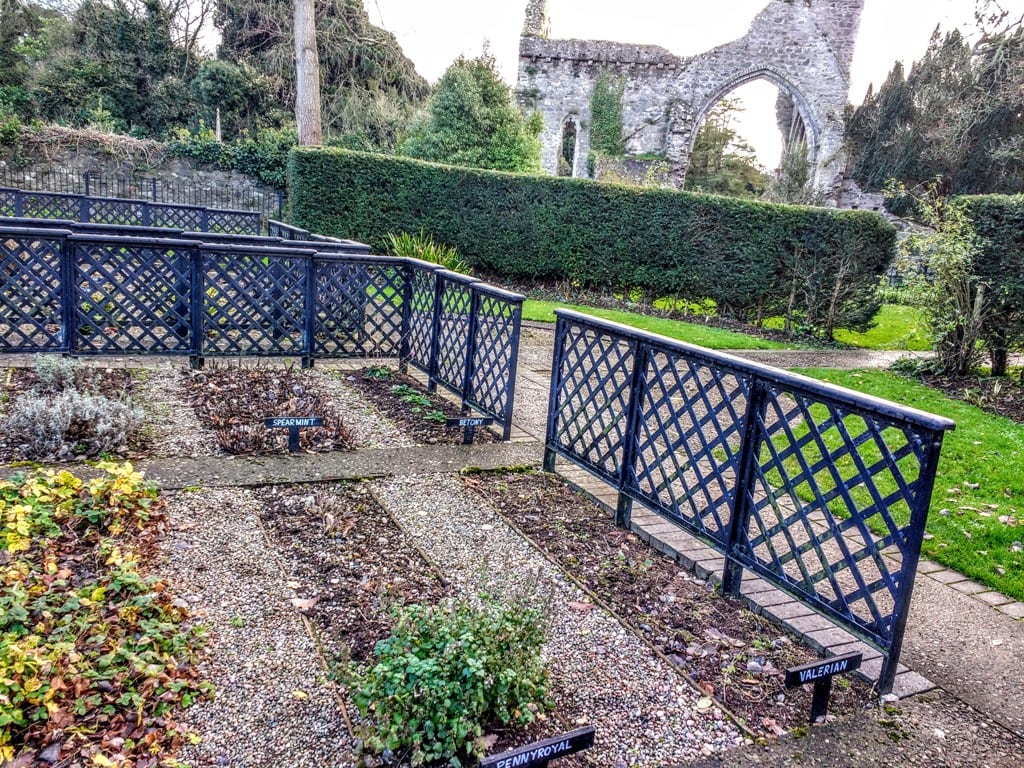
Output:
[
  {"xmin": 385, "ymin": 230, "xmax": 470, "ymax": 274},
  {"xmin": 348, "ymin": 593, "xmax": 549, "ymax": 766},
  {"xmin": 424, "ymin": 409, "xmax": 447, "ymax": 424},
  {"xmin": 363, "ymin": 364, "xmax": 394, "ymax": 381},
  {"xmin": 391, "ymin": 384, "xmax": 433, "ymax": 410}
]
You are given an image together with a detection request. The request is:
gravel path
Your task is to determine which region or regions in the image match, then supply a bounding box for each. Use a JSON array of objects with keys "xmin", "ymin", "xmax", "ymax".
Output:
[
  {"xmin": 159, "ymin": 487, "xmax": 353, "ymax": 768},
  {"xmin": 372, "ymin": 475, "xmax": 748, "ymax": 765}
]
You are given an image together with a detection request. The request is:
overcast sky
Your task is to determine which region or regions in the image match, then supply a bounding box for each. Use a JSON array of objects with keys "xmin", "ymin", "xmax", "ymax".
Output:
[{"xmin": 365, "ymin": 0, "xmax": 1021, "ymax": 167}]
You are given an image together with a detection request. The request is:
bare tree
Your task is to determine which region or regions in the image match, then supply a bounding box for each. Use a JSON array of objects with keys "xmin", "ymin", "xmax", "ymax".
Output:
[{"xmin": 293, "ymin": 0, "xmax": 322, "ymax": 145}]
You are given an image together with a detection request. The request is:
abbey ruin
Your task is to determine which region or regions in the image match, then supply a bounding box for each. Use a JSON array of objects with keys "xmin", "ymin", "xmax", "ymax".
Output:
[{"xmin": 516, "ymin": 0, "xmax": 865, "ymax": 201}]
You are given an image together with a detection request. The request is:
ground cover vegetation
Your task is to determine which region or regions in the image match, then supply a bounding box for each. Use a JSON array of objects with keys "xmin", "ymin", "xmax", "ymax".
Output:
[
  {"xmin": 0, "ymin": 462, "xmax": 210, "ymax": 765},
  {"xmin": 288, "ymin": 147, "xmax": 895, "ymax": 340},
  {"xmin": 1, "ymin": 356, "xmax": 145, "ymax": 462}
]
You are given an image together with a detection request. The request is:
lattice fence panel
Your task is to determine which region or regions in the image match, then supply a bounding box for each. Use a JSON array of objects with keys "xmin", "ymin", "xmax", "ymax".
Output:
[
  {"xmin": 434, "ymin": 280, "xmax": 473, "ymax": 392},
  {"xmin": 0, "ymin": 189, "xmax": 15, "ymax": 216},
  {"xmin": 550, "ymin": 322, "xmax": 636, "ymax": 483},
  {"xmin": 313, "ymin": 261, "xmax": 404, "ymax": 357},
  {"xmin": 404, "ymin": 267, "xmax": 437, "ymax": 370},
  {"xmin": 207, "ymin": 210, "xmax": 261, "ymax": 235},
  {"xmin": 0, "ymin": 233, "xmax": 64, "ymax": 351},
  {"xmin": 201, "ymin": 251, "xmax": 306, "ymax": 355},
  {"xmin": 468, "ymin": 291, "xmax": 520, "ymax": 423},
  {"xmin": 631, "ymin": 351, "xmax": 751, "ymax": 547},
  {"xmin": 21, "ymin": 193, "xmax": 80, "ymax": 221},
  {"xmin": 737, "ymin": 385, "xmax": 932, "ymax": 645},
  {"xmin": 71, "ymin": 242, "xmax": 193, "ymax": 353},
  {"xmin": 88, "ymin": 198, "xmax": 144, "ymax": 226},
  {"xmin": 150, "ymin": 205, "xmax": 204, "ymax": 231}
]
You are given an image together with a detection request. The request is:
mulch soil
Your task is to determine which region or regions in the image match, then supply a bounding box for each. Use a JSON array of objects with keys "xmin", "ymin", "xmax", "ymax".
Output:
[
  {"xmin": 919, "ymin": 372, "xmax": 1024, "ymax": 425},
  {"xmin": 465, "ymin": 470, "xmax": 875, "ymax": 739},
  {"xmin": 343, "ymin": 366, "xmax": 500, "ymax": 445},
  {"xmin": 182, "ymin": 366, "xmax": 354, "ymax": 454}
]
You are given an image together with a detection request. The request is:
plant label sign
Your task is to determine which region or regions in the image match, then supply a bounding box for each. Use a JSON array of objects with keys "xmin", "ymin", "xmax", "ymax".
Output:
[
  {"xmin": 444, "ymin": 417, "xmax": 495, "ymax": 429},
  {"xmin": 785, "ymin": 651, "xmax": 862, "ymax": 723},
  {"xmin": 264, "ymin": 416, "xmax": 324, "ymax": 451},
  {"xmin": 479, "ymin": 726, "xmax": 595, "ymax": 768}
]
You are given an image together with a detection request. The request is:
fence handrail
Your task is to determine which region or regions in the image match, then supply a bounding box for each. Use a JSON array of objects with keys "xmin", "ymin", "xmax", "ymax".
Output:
[{"xmin": 554, "ymin": 309, "xmax": 957, "ymax": 433}]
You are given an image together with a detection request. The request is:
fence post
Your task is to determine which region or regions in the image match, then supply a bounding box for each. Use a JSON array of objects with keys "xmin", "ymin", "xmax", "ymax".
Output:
[
  {"xmin": 615, "ymin": 341, "xmax": 648, "ymax": 528},
  {"xmin": 84, "ymin": 171, "xmax": 91, "ymax": 198},
  {"xmin": 722, "ymin": 378, "xmax": 769, "ymax": 597},
  {"xmin": 14, "ymin": 191, "xmax": 23, "ymax": 217},
  {"xmin": 141, "ymin": 202, "xmax": 151, "ymax": 227},
  {"xmin": 79, "ymin": 196, "xmax": 90, "ymax": 224},
  {"xmin": 398, "ymin": 263, "xmax": 415, "ymax": 374},
  {"xmin": 59, "ymin": 236, "xmax": 75, "ymax": 355},
  {"xmin": 151, "ymin": 178, "xmax": 158, "ymax": 202},
  {"xmin": 877, "ymin": 430, "xmax": 947, "ymax": 694},
  {"xmin": 500, "ymin": 301, "xmax": 524, "ymax": 441},
  {"xmin": 459, "ymin": 288, "xmax": 483, "ymax": 414},
  {"xmin": 426, "ymin": 273, "xmax": 445, "ymax": 393},
  {"xmin": 303, "ymin": 255, "xmax": 316, "ymax": 368},
  {"xmin": 543, "ymin": 316, "xmax": 569, "ymax": 474},
  {"xmin": 189, "ymin": 247, "xmax": 204, "ymax": 369}
]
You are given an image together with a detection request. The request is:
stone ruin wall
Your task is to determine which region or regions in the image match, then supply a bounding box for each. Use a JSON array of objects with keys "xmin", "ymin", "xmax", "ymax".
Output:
[{"xmin": 517, "ymin": 0, "xmax": 866, "ymax": 203}]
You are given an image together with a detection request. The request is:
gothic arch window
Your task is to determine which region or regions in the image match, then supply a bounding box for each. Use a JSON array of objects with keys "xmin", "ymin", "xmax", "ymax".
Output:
[{"xmin": 559, "ymin": 117, "xmax": 578, "ymax": 176}]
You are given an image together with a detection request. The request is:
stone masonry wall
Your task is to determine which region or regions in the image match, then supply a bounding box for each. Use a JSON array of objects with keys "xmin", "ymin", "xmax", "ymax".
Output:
[{"xmin": 516, "ymin": 0, "xmax": 865, "ymax": 202}]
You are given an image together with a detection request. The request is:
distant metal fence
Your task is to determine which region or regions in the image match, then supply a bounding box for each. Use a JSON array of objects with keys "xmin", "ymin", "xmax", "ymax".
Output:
[
  {"xmin": 544, "ymin": 309, "xmax": 954, "ymax": 692},
  {"xmin": 0, "ymin": 224, "xmax": 522, "ymax": 438},
  {"xmin": 0, "ymin": 187, "xmax": 262, "ymax": 235},
  {"xmin": 0, "ymin": 167, "xmax": 283, "ymax": 219}
]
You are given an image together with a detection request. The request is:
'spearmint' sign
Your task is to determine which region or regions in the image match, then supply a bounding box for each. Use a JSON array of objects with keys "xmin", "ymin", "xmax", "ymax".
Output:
[{"xmin": 264, "ymin": 416, "xmax": 325, "ymax": 451}]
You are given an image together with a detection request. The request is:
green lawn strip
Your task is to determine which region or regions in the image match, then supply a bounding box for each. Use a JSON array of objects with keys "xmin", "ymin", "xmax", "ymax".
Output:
[
  {"xmin": 521, "ymin": 299, "xmax": 794, "ymax": 350},
  {"xmin": 833, "ymin": 304, "xmax": 931, "ymax": 351},
  {"xmin": 796, "ymin": 368, "xmax": 1024, "ymax": 600}
]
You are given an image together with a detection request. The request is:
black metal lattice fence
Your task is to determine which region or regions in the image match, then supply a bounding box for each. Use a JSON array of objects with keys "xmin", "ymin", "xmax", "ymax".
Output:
[
  {"xmin": 0, "ymin": 167, "xmax": 283, "ymax": 219},
  {"xmin": 544, "ymin": 309, "xmax": 954, "ymax": 692},
  {"xmin": 0, "ymin": 224, "xmax": 522, "ymax": 438},
  {"xmin": 0, "ymin": 187, "xmax": 262, "ymax": 235}
]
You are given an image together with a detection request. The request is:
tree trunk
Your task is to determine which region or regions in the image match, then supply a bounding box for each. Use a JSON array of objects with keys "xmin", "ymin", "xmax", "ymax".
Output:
[{"xmin": 294, "ymin": 0, "xmax": 322, "ymax": 146}]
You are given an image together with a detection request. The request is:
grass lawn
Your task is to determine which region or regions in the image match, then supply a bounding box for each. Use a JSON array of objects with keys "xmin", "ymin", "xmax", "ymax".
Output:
[
  {"xmin": 522, "ymin": 300, "xmax": 794, "ymax": 350},
  {"xmin": 798, "ymin": 368, "xmax": 1024, "ymax": 601},
  {"xmin": 834, "ymin": 304, "xmax": 931, "ymax": 351}
]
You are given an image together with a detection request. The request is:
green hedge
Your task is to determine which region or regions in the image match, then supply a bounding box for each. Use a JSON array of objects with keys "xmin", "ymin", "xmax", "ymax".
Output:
[
  {"xmin": 960, "ymin": 195, "xmax": 1024, "ymax": 375},
  {"xmin": 289, "ymin": 147, "xmax": 896, "ymax": 331}
]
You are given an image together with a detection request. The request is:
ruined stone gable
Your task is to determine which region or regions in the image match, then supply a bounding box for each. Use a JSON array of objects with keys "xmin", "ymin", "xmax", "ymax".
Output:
[{"xmin": 516, "ymin": 0, "xmax": 865, "ymax": 202}]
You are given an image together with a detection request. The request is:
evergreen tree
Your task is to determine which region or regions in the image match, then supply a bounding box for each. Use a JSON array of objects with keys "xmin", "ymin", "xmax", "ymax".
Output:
[
  {"xmin": 684, "ymin": 98, "xmax": 768, "ymax": 198},
  {"xmin": 400, "ymin": 54, "xmax": 541, "ymax": 173}
]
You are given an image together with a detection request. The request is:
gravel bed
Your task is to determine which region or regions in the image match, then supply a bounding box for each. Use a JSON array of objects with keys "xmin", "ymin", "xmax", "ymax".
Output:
[
  {"xmin": 315, "ymin": 369, "xmax": 413, "ymax": 449},
  {"xmin": 140, "ymin": 365, "xmax": 223, "ymax": 458},
  {"xmin": 372, "ymin": 475, "xmax": 748, "ymax": 766},
  {"xmin": 158, "ymin": 487, "xmax": 353, "ymax": 768}
]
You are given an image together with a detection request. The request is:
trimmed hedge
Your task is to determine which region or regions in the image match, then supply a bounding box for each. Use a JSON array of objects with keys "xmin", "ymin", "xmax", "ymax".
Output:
[
  {"xmin": 289, "ymin": 147, "xmax": 896, "ymax": 330},
  {"xmin": 960, "ymin": 195, "xmax": 1024, "ymax": 375}
]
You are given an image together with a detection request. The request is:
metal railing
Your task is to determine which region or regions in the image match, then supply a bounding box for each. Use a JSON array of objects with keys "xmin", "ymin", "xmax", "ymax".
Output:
[
  {"xmin": 0, "ymin": 167, "xmax": 283, "ymax": 219},
  {"xmin": 0, "ymin": 187, "xmax": 262, "ymax": 235},
  {"xmin": 0, "ymin": 225, "xmax": 522, "ymax": 438},
  {"xmin": 544, "ymin": 309, "xmax": 955, "ymax": 692}
]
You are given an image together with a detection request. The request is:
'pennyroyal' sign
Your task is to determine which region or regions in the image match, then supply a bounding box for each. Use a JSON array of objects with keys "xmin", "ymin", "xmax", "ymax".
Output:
[{"xmin": 480, "ymin": 727, "xmax": 595, "ymax": 768}]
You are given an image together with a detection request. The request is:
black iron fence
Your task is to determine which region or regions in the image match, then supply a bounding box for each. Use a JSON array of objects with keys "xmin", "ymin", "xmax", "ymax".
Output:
[
  {"xmin": 0, "ymin": 224, "xmax": 522, "ymax": 438},
  {"xmin": 0, "ymin": 187, "xmax": 262, "ymax": 235},
  {"xmin": 544, "ymin": 309, "xmax": 954, "ymax": 692},
  {"xmin": 0, "ymin": 167, "xmax": 283, "ymax": 219}
]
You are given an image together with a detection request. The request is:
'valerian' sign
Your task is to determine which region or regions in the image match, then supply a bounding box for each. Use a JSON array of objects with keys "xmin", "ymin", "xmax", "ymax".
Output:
[
  {"xmin": 479, "ymin": 727, "xmax": 595, "ymax": 768},
  {"xmin": 784, "ymin": 652, "xmax": 863, "ymax": 688}
]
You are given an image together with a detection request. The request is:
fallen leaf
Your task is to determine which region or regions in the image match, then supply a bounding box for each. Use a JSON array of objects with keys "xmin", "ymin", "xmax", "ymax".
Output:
[
  {"xmin": 696, "ymin": 697, "xmax": 714, "ymax": 711},
  {"xmin": 291, "ymin": 690, "xmax": 308, "ymax": 699},
  {"xmin": 475, "ymin": 734, "xmax": 499, "ymax": 751},
  {"xmin": 567, "ymin": 601, "xmax": 596, "ymax": 612},
  {"xmin": 289, "ymin": 598, "xmax": 319, "ymax": 611},
  {"xmin": 698, "ymin": 681, "xmax": 716, "ymax": 695}
]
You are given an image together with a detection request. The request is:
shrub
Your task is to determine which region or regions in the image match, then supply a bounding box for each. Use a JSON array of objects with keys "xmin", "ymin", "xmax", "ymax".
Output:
[
  {"xmin": 385, "ymin": 230, "xmax": 470, "ymax": 274},
  {"xmin": 4, "ymin": 389, "xmax": 143, "ymax": 459},
  {"xmin": 348, "ymin": 593, "xmax": 549, "ymax": 766},
  {"xmin": 32, "ymin": 354, "xmax": 79, "ymax": 393},
  {"xmin": 288, "ymin": 147, "xmax": 896, "ymax": 335}
]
